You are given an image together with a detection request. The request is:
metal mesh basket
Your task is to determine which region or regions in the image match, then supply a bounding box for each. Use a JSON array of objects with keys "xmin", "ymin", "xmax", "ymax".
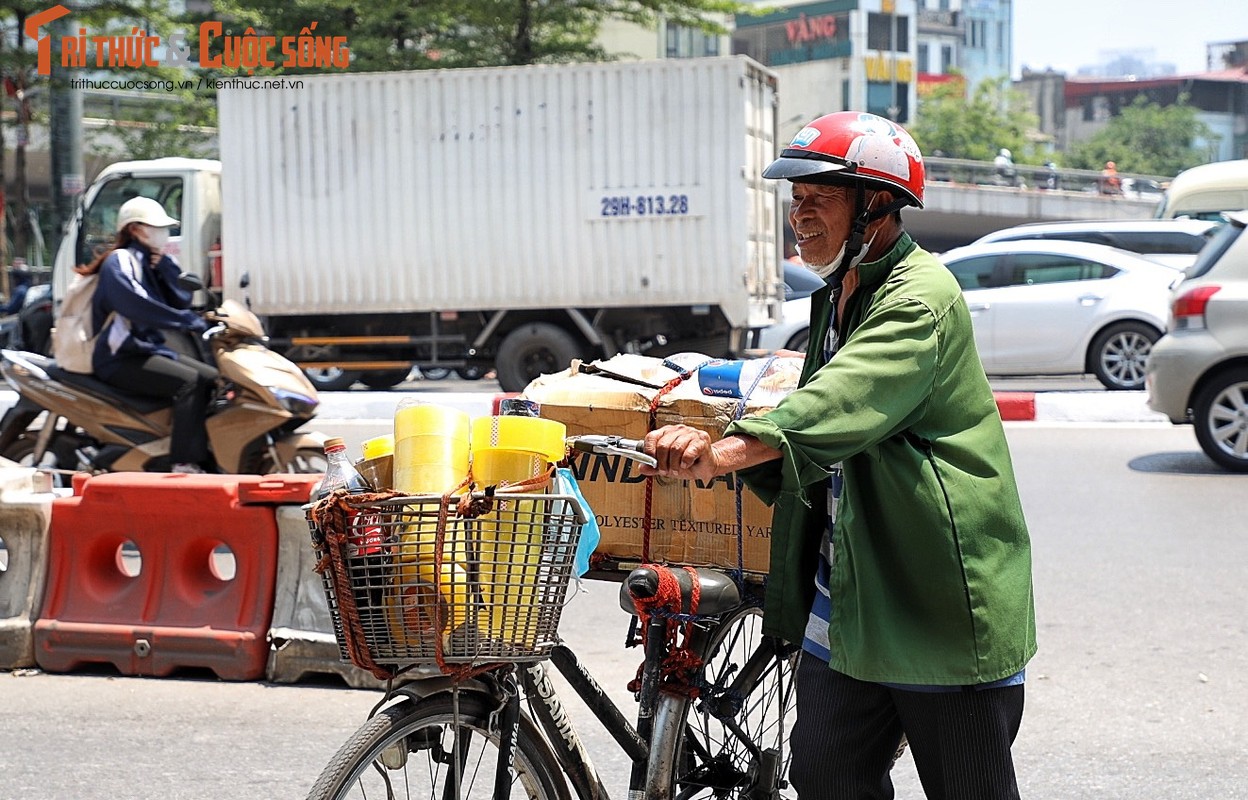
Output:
[{"xmin": 308, "ymin": 492, "xmax": 586, "ymax": 665}]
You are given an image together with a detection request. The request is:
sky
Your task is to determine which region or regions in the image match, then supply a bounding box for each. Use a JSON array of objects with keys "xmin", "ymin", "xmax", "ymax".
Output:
[{"xmin": 1011, "ymin": 0, "xmax": 1248, "ymax": 78}]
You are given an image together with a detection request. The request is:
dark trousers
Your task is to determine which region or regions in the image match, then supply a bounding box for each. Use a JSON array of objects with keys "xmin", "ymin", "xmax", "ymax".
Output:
[
  {"xmin": 103, "ymin": 354, "xmax": 219, "ymax": 465},
  {"xmin": 790, "ymin": 654, "xmax": 1024, "ymax": 800}
]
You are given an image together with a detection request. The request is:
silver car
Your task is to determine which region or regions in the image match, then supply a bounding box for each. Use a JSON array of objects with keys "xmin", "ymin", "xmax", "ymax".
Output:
[{"xmin": 1146, "ymin": 210, "xmax": 1248, "ymax": 472}]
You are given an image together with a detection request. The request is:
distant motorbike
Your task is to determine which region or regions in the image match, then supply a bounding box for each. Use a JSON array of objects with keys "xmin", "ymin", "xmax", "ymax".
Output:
[{"xmin": 0, "ymin": 290, "xmax": 327, "ymax": 478}]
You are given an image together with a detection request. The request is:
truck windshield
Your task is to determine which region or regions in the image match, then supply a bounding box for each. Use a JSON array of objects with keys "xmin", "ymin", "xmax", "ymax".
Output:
[{"xmin": 78, "ymin": 176, "xmax": 183, "ymax": 265}]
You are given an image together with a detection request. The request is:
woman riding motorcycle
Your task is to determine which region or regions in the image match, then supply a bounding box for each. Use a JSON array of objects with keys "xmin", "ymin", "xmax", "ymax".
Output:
[{"xmin": 85, "ymin": 196, "xmax": 218, "ymax": 473}]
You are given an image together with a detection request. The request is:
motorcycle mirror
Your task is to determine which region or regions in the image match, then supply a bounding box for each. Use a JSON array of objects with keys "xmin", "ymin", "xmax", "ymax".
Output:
[
  {"xmin": 177, "ymin": 272, "xmax": 206, "ymax": 292},
  {"xmin": 239, "ymin": 272, "xmax": 250, "ymax": 290}
]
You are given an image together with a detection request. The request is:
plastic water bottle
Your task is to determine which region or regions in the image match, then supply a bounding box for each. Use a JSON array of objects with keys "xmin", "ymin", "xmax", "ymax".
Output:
[{"xmin": 316, "ymin": 437, "xmax": 388, "ymax": 636}]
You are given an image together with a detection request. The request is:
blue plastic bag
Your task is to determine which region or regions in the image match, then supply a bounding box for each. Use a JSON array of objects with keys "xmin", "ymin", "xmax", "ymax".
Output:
[{"xmin": 554, "ymin": 466, "xmax": 600, "ymax": 578}]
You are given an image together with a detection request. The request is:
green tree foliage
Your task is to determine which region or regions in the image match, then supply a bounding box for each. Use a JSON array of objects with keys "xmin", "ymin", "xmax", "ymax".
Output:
[
  {"xmin": 203, "ymin": 0, "xmax": 742, "ymax": 72},
  {"xmin": 1065, "ymin": 95, "xmax": 1218, "ymax": 176},
  {"xmin": 909, "ymin": 76, "xmax": 1040, "ymax": 163}
]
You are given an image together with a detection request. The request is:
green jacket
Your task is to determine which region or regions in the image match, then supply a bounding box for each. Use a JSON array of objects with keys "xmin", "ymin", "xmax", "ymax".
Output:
[{"xmin": 727, "ymin": 233, "xmax": 1037, "ymax": 684}]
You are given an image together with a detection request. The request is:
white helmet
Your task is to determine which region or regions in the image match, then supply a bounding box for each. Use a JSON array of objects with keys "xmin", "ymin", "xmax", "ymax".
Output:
[{"xmin": 116, "ymin": 196, "xmax": 179, "ymax": 233}]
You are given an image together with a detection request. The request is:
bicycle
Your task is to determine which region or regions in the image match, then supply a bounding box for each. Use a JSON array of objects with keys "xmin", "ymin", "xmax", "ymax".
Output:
[{"xmin": 304, "ymin": 434, "xmax": 798, "ymax": 800}]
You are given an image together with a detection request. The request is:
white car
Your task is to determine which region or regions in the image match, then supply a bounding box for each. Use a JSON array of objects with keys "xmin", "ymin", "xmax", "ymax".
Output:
[
  {"xmin": 755, "ymin": 261, "xmax": 823, "ymax": 352},
  {"xmin": 971, "ymin": 218, "xmax": 1219, "ymax": 271},
  {"xmin": 941, "ymin": 240, "xmax": 1180, "ymax": 390}
]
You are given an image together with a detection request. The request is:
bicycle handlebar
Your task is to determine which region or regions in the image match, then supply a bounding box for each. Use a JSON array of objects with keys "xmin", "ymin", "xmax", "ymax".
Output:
[{"xmin": 567, "ymin": 434, "xmax": 657, "ymax": 469}]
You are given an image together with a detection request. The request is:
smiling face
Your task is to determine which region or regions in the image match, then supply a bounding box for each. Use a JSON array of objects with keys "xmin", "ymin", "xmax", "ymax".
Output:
[
  {"xmin": 788, "ymin": 182, "xmax": 859, "ymax": 268},
  {"xmin": 789, "ymin": 181, "xmax": 902, "ymax": 268}
]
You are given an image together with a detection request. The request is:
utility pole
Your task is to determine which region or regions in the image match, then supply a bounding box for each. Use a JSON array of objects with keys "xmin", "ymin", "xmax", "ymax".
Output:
[
  {"xmin": 886, "ymin": 0, "xmax": 900, "ymax": 121},
  {"xmin": 49, "ymin": 8, "xmax": 84, "ymax": 250},
  {"xmin": 12, "ymin": 8, "xmax": 31, "ymax": 266}
]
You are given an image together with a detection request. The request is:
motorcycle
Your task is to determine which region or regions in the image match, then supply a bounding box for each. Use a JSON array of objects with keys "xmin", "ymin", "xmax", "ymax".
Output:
[{"xmin": 0, "ymin": 287, "xmax": 327, "ymax": 478}]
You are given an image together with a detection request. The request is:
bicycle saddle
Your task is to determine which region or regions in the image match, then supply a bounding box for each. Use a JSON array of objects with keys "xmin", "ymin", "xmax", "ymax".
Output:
[{"xmin": 619, "ymin": 565, "xmax": 741, "ymax": 617}]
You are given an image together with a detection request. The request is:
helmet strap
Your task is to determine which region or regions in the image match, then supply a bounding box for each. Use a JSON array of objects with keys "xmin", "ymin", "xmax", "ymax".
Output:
[{"xmin": 840, "ymin": 186, "xmax": 872, "ymax": 271}]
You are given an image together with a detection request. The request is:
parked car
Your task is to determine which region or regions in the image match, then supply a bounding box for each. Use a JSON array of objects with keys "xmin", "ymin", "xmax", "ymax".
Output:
[
  {"xmin": 972, "ymin": 218, "xmax": 1219, "ymax": 271},
  {"xmin": 940, "ymin": 240, "xmax": 1180, "ymax": 390},
  {"xmin": 1146, "ymin": 210, "xmax": 1248, "ymax": 472},
  {"xmin": 754, "ymin": 261, "xmax": 823, "ymax": 353}
]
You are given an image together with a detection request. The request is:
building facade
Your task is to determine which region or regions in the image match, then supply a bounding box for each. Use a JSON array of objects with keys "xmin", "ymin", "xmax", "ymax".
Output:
[{"xmin": 730, "ymin": 0, "xmax": 918, "ymax": 141}]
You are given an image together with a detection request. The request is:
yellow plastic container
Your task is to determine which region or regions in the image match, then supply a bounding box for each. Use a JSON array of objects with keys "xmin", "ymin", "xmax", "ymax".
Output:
[
  {"xmin": 386, "ymin": 557, "xmax": 471, "ymax": 648},
  {"xmin": 356, "ymin": 435, "xmax": 395, "ymax": 490},
  {"xmin": 470, "ymin": 415, "xmax": 566, "ymax": 488},
  {"xmin": 362, "ymin": 435, "xmax": 395, "ymax": 460},
  {"xmin": 470, "ymin": 414, "xmax": 566, "ymax": 644},
  {"xmin": 394, "ymin": 403, "xmax": 471, "ymax": 495}
]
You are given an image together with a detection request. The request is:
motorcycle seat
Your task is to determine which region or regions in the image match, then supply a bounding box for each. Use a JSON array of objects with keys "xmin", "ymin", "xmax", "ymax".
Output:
[{"xmin": 47, "ymin": 364, "xmax": 174, "ymax": 414}]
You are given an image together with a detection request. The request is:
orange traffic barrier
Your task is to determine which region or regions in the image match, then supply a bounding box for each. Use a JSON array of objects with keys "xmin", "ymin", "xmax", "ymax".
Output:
[
  {"xmin": 0, "ymin": 467, "xmax": 57, "ymax": 669},
  {"xmin": 34, "ymin": 473, "xmax": 318, "ymax": 681}
]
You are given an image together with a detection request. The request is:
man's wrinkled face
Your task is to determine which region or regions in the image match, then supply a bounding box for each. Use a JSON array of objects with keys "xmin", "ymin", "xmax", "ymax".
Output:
[{"xmin": 788, "ymin": 182, "xmax": 856, "ymax": 268}]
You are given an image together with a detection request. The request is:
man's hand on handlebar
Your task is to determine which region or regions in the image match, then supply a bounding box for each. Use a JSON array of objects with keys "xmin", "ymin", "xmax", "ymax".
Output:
[{"xmin": 639, "ymin": 424, "xmax": 720, "ymax": 483}]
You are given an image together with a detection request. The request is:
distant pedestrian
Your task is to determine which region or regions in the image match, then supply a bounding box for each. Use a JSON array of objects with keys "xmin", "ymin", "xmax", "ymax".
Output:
[
  {"xmin": 1043, "ymin": 161, "xmax": 1060, "ymax": 191},
  {"xmin": 994, "ymin": 148, "xmax": 1017, "ymax": 187},
  {"xmin": 1099, "ymin": 161, "xmax": 1122, "ymax": 196}
]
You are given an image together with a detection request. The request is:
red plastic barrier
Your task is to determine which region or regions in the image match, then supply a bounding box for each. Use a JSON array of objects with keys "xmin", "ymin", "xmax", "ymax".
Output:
[{"xmin": 34, "ymin": 473, "xmax": 319, "ymax": 680}]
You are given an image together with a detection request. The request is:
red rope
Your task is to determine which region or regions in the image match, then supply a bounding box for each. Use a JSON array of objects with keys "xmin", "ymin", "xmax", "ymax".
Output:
[
  {"xmin": 626, "ymin": 564, "xmax": 704, "ymax": 698},
  {"xmin": 643, "ymin": 374, "xmax": 692, "ymax": 560}
]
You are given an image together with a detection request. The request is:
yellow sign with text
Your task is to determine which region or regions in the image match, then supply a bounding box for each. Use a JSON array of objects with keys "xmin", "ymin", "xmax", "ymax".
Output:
[{"xmin": 864, "ymin": 54, "xmax": 913, "ymax": 83}]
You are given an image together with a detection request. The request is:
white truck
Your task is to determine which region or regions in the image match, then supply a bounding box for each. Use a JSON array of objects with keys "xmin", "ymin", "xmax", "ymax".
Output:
[{"xmin": 53, "ymin": 56, "xmax": 782, "ymax": 392}]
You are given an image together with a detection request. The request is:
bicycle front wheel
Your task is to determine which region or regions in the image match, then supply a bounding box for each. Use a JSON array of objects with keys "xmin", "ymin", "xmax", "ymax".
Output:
[
  {"xmin": 648, "ymin": 604, "xmax": 799, "ymax": 799},
  {"xmin": 306, "ymin": 692, "xmax": 569, "ymax": 800}
]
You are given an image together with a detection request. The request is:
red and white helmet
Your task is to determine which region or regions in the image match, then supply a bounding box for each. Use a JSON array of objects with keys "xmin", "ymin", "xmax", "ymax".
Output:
[{"xmin": 763, "ymin": 112, "xmax": 925, "ymax": 208}]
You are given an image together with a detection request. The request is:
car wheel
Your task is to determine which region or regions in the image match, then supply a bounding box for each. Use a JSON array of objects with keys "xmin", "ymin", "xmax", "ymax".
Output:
[
  {"xmin": 419, "ymin": 367, "xmax": 451, "ymax": 380},
  {"xmin": 784, "ymin": 329, "xmax": 810, "ymax": 353},
  {"xmin": 303, "ymin": 366, "xmax": 362, "ymax": 392},
  {"xmin": 495, "ymin": 323, "xmax": 583, "ymax": 393},
  {"xmin": 1192, "ymin": 367, "xmax": 1248, "ymax": 473},
  {"xmin": 1089, "ymin": 321, "xmax": 1158, "ymax": 391},
  {"xmin": 455, "ymin": 366, "xmax": 487, "ymax": 380}
]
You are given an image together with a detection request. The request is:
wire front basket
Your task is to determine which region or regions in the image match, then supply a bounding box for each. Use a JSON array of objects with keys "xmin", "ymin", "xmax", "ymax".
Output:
[{"xmin": 307, "ymin": 492, "xmax": 586, "ymax": 667}]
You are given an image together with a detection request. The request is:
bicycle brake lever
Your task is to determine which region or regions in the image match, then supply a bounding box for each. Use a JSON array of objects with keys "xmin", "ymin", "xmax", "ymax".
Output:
[{"xmin": 569, "ymin": 435, "xmax": 658, "ymax": 469}]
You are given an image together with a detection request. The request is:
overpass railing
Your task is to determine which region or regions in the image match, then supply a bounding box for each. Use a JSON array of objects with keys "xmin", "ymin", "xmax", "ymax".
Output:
[{"xmin": 924, "ymin": 157, "xmax": 1172, "ymax": 202}]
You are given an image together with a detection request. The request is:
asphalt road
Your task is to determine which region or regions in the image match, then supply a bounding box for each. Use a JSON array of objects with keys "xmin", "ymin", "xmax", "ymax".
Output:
[{"xmin": 5, "ymin": 423, "xmax": 1246, "ymax": 799}]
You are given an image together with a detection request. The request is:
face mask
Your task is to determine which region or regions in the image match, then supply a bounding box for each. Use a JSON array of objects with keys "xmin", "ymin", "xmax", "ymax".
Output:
[
  {"xmin": 139, "ymin": 225, "xmax": 171, "ymax": 252},
  {"xmin": 806, "ymin": 233, "xmax": 876, "ymax": 279}
]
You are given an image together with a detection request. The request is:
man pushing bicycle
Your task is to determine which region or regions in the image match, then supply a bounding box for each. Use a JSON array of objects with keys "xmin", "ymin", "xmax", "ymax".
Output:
[{"xmin": 642, "ymin": 111, "xmax": 1037, "ymax": 800}]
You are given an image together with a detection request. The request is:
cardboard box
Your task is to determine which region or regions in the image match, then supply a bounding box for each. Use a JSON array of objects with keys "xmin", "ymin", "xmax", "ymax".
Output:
[{"xmin": 522, "ymin": 354, "xmax": 803, "ymax": 576}]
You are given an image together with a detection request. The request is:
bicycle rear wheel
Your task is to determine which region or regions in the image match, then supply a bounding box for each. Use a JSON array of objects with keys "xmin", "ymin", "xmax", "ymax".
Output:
[
  {"xmin": 649, "ymin": 604, "xmax": 799, "ymax": 799},
  {"xmin": 306, "ymin": 692, "xmax": 569, "ymax": 800}
]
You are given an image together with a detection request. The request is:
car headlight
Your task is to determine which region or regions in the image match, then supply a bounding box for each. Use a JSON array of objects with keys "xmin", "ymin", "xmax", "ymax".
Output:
[{"xmin": 269, "ymin": 387, "xmax": 319, "ymax": 416}]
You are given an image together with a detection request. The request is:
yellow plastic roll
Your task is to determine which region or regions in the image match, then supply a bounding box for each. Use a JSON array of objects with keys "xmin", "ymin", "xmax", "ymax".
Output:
[
  {"xmin": 362, "ymin": 434, "xmax": 395, "ymax": 460},
  {"xmin": 394, "ymin": 404, "xmax": 470, "ymax": 495}
]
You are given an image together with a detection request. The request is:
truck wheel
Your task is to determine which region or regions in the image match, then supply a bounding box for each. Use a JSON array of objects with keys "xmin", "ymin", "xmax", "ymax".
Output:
[
  {"xmin": 495, "ymin": 323, "xmax": 582, "ymax": 393},
  {"xmin": 303, "ymin": 366, "xmax": 362, "ymax": 392},
  {"xmin": 360, "ymin": 369, "xmax": 411, "ymax": 390}
]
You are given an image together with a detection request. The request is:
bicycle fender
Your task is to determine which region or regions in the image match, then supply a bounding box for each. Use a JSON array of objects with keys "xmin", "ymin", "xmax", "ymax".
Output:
[{"xmin": 389, "ymin": 675, "xmax": 494, "ymax": 703}]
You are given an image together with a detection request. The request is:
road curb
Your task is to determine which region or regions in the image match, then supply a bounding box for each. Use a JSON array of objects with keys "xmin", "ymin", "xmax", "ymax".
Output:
[{"xmin": 995, "ymin": 391, "xmax": 1169, "ymax": 424}]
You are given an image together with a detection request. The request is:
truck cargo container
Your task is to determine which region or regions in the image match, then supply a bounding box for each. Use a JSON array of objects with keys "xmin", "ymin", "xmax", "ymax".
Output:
[{"xmin": 52, "ymin": 56, "xmax": 783, "ymax": 391}]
